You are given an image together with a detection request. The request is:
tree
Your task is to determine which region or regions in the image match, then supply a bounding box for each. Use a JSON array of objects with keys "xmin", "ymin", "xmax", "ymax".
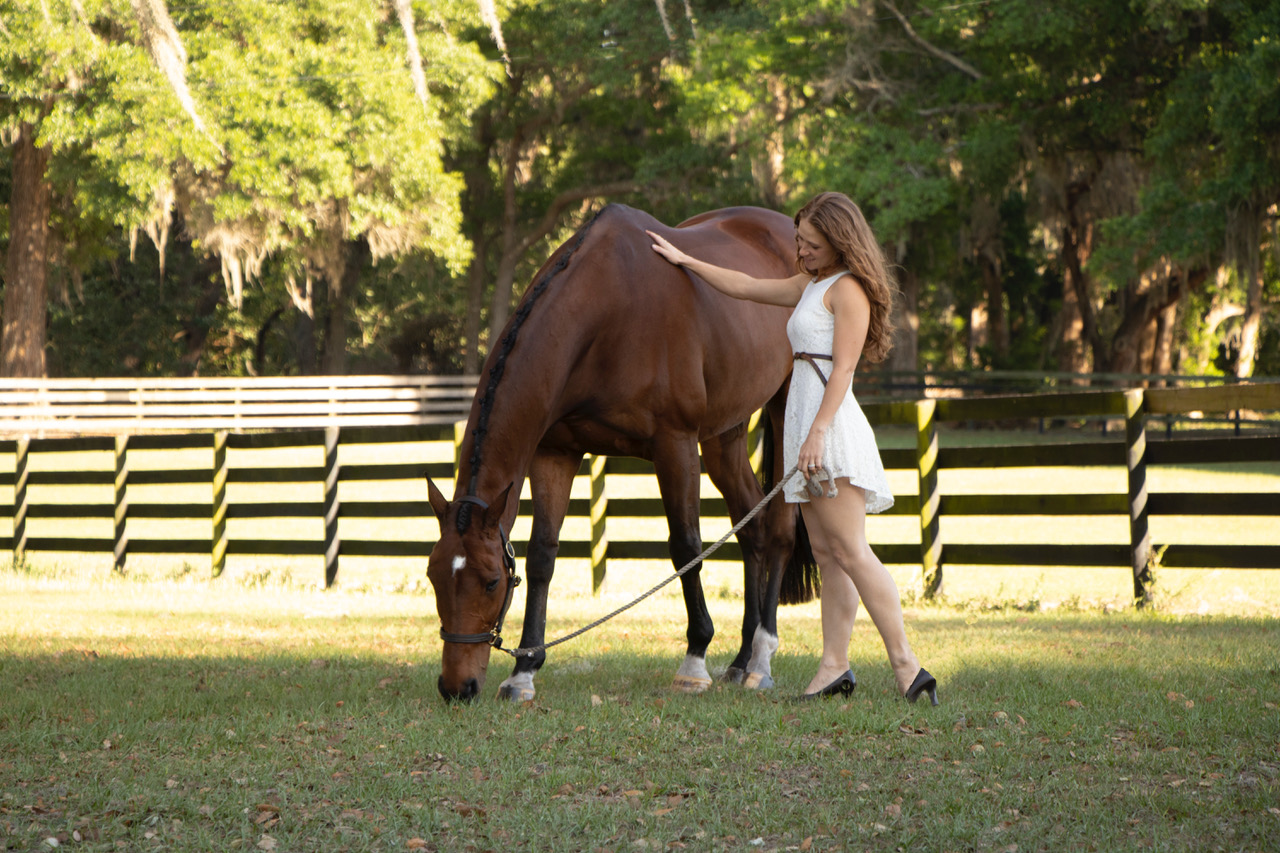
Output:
[
  {"xmin": 2, "ymin": 0, "xmax": 493, "ymax": 377},
  {"xmin": 0, "ymin": 0, "xmax": 216, "ymax": 376},
  {"xmin": 450, "ymin": 0, "xmax": 719, "ymax": 373}
]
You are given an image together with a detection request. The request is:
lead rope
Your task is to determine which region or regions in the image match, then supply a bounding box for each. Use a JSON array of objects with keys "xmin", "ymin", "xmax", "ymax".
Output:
[{"xmin": 497, "ymin": 465, "xmax": 804, "ymax": 659}]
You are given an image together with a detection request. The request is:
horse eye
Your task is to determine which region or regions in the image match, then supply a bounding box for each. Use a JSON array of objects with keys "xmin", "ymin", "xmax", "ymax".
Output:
[{"xmin": 485, "ymin": 579, "xmax": 500, "ymax": 593}]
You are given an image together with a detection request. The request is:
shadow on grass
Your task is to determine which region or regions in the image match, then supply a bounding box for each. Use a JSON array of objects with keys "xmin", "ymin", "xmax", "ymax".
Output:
[{"xmin": 3, "ymin": 605, "xmax": 1279, "ymax": 852}]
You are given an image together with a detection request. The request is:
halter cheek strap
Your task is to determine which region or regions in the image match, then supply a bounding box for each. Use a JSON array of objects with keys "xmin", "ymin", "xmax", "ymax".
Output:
[{"xmin": 438, "ymin": 494, "xmax": 521, "ymax": 648}]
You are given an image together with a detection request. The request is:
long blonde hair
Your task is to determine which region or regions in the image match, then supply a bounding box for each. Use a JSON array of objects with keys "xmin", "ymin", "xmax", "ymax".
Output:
[{"xmin": 794, "ymin": 191, "xmax": 898, "ymax": 364}]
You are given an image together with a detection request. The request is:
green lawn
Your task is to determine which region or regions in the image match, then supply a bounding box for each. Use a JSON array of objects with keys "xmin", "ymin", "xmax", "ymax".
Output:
[{"xmin": 1, "ymin": 566, "xmax": 1278, "ymax": 852}]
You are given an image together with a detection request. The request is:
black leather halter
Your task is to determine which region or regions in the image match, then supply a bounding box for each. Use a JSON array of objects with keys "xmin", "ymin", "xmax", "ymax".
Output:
[{"xmin": 438, "ymin": 494, "xmax": 521, "ymax": 649}]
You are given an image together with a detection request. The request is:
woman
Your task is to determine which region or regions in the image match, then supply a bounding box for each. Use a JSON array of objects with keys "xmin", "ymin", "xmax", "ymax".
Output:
[{"xmin": 647, "ymin": 192, "xmax": 937, "ymax": 704}]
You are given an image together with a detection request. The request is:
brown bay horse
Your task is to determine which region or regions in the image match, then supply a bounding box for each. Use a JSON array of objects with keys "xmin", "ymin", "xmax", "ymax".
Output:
[{"xmin": 426, "ymin": 204, "xmax": 814, "ymax": 702}]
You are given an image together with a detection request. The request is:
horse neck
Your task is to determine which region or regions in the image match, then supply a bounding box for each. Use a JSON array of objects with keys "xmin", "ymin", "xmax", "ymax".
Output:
[{"xmin": 454, "ymin": 352, "xmax": 567, "ymax": 506}]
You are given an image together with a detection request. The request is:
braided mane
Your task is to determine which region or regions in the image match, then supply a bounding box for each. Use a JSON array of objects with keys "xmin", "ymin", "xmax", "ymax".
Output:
[{"xmin": 456, "ymin": 210, "xmax": 606, "ymax": 533}]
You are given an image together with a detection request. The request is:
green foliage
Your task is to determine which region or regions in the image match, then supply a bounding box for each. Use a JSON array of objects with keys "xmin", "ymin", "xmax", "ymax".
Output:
[{"xmin": 4, "ymin": 0, "xmax": 1278, "ymax": 377}]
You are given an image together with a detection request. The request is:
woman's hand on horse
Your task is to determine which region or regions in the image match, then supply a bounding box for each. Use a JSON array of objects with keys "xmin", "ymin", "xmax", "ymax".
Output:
[{"xmin": 647, "ymin": 230, "xmax": 693, "ymax": 267}]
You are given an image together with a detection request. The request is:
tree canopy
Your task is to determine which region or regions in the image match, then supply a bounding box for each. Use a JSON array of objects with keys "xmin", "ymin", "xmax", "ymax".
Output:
[{"xmin": 2, "ymin": 0, "xmax": 1276, "ymax": 379}]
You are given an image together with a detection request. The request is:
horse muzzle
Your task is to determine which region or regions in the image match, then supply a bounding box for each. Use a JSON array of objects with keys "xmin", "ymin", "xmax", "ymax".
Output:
[
  {"xmin": 436, "ymin": 641, "xmax": 491, "ymax": 702},
  {"xmin": 437, "ymin": 673, "xmax": 482, "ymax": 702}
]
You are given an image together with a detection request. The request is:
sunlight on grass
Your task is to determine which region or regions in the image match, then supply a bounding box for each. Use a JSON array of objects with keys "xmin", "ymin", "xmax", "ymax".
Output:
[{"xmin": 1, "ymin": 566, "xmax": 1277, "ymax": 853}]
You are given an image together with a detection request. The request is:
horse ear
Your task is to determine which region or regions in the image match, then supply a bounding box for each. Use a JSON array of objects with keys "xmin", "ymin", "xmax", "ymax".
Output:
[
  {"xmin": 425, "ymin": 476, "xmax": 450, "ymax": 526},
  {"xmin": 483, "ymin": 483, "xmax": 516, "ymax": 529}
]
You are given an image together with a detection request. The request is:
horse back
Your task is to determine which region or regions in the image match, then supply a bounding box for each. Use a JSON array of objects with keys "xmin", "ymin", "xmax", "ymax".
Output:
[{"xmin": 537, "ymin": 205, "xmax": 796, "ymax": 447}]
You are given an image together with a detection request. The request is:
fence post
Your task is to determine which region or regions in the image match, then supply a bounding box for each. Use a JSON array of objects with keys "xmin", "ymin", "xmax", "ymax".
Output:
[
  {"xmin": 1125, "ymin": 389, "xmax": 1152, "ymax": 606},
  {"xmin": 916, "ymin": 399, "xmax": 942, "ymax": 598},
  {"xmin": 324, "ymin": 426, "xmax": 341, "ymax": 588},
  {"xmin": 453, "ymin": 420, "xmax": 467, "ymax": 471},
  {"xmin": 747, "ymin": 408, "xmax": 764, "ymax": 474},
  {"xmin": 590, "ymin": 453, "xmax": 608, "ymax": 594},
  {"xmin": 13, "ymin": 437, "xmax": 29, "ymax": 565},
  {"xmin": 113, "ymin": 434, "xmax": 129, "ymax": 574},
  {"xmin": 212, "ymin": 430, "xmax": 228, "ymax": 577}
]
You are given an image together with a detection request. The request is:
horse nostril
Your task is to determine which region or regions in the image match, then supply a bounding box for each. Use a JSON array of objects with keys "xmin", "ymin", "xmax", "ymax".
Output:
[{"xmin": 437, "ymin": 674, "xmax": 481, "ymax": 703}]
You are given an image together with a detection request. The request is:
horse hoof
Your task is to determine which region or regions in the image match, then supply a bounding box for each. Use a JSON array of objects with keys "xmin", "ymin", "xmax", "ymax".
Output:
[
  {"xmin": 723, "ymin": 667, "xmax": 746, "ymax": 685},
  {"xmin": 497, "ymin": 684, "xmax": 535, "ymax": 703},
  {"xmin": 741, "ymin": 672, "xmax": 774, "ymax": 691},
  {"xmin": 671, "ymin": 675, "xmax": 712, "ymax": 694}
]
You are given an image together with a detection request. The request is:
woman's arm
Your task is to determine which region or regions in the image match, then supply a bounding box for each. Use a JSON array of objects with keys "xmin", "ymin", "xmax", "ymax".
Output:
[
  {"xmin": 795, "ymin": 274, "xmax": 871, "ymax": 471},
  {"xmin": 647, "ymin": 230, "xmax": 807, "ymax": 308}
]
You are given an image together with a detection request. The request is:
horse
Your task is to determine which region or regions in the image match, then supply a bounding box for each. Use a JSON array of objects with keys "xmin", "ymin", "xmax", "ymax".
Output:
[{"xmin": 425, "ymin": 203, "xmax": 816, "ymax": 702}]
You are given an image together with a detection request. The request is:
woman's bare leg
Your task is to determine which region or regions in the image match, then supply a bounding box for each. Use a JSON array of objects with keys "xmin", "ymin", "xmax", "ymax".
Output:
[
  {"xmin": 799, "ymin": 508, "xmax": 861, "ymax": 694},
  {"xmin": 802, "ymin": 481, "xmax": 921, "ymax": 694}
]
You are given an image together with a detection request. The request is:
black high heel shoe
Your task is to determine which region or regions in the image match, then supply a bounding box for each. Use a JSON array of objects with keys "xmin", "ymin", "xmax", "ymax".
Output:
[
  {"xmin": 904, "ymin": 668, "xmax": 939, "ymax": 706},
  {"xmin": 799, "ymin": 669, "xmax": 856, "ymax": 701}
]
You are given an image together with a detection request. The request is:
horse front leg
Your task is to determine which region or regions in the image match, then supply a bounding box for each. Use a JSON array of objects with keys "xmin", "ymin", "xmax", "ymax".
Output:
[
  {"xmin": 653, "ymin": 434, "xmax": 716, "ymax": 693},
  {"xmin": 497, "ymin": 449, "xmax": 581, "ymax": 703},
  {"xmin": 701, "ymin": 424, "xmax": 775, "ymax": 690}
]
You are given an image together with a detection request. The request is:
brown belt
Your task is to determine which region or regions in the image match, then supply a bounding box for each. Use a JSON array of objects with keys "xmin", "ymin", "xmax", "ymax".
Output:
[{"xmin": 793, "ymin": 352, "xmax": 832, "ymax": 386}]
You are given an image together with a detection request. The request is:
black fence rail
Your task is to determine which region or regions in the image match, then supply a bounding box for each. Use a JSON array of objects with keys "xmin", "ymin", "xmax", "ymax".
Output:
[{"xmin": 1, "ymin": 381, "xmax": 1277, "ymax": 604}]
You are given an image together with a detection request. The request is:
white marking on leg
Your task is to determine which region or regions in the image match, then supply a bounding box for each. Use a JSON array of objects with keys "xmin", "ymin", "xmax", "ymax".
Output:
[
  {"xmin": 451, "ymin": 555, "xmax": 466, "ymax": 576},
  {"xmin": 676, "ymin": 654, "xmax": 711, "ymax": 681},
  {"xmin": 742, "ymin": 625, "xmax": 779, "ymax": 690},
  {"xmin": 672, "ymin": 653, "xmax": 712, "ymax": 692},
  {"xmin": 497, "ymin": 670, "xmax": 535, "ymax": 702}
]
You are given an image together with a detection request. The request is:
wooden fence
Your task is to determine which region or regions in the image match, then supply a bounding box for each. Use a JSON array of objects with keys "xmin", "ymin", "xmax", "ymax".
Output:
[
  {"xmin": 1, "ymin": 379, "xmax": 1277, "ymax": 603},
  {"xmin": 0, "ymin": 375, "xmax": 477, "ymax": 433}
]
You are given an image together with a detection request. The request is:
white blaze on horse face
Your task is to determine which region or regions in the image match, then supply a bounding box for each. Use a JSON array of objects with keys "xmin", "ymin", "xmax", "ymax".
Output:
[{"xmin": 451, "ymin": 555, "xmax": 466, "ymax": 576}]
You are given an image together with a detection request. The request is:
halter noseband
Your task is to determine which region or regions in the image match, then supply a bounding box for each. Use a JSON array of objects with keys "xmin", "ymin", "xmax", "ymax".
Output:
[{"xmin": 438, "ymin": 494, "xmax": 521, "ymax": 649}]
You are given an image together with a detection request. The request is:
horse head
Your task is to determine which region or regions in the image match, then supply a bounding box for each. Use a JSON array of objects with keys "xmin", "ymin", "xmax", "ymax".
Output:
[{"xmin": 425, "ymin": 478, "xmax": 518, "ymax": 702}]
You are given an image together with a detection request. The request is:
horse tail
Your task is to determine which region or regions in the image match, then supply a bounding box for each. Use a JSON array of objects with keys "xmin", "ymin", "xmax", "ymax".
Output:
[
  {"xmin": 780, "ymin": 510, "xmax": 820, "ymax": 605},
  {"xmin": 757, "ymin": 413, "xmax": 820, "ymax": 605}
]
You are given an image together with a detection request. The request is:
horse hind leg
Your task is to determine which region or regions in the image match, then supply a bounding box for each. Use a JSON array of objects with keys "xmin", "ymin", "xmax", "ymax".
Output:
[
  {"xmin": 701, "ymin": 424, "xmax": 776, "ymax": 690},
  {"xmin": 497, "ymin": 449, "xmax": 580, "ymax": 702},
  {"xmin": 653, "ymin": 434, "xmax": 715, "ymax": 694}
]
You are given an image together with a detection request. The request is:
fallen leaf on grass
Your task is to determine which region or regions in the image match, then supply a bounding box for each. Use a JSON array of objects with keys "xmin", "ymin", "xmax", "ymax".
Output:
[
  {"xmin": 883, "ymin": 803, "xmax": 901, "ymax": 818},
  {"xmin": 256, "ymin": 835, "xmax": 277, "ymax": 850}
]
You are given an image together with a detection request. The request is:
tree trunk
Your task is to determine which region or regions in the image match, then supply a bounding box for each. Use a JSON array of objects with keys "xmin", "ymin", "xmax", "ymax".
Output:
[
  {"xmin": 1, "ymin": 122, "xmax": 52, "ymax": 378},
  {"xmin": 967, "ymin": 302, "xmax": 987, "ymax": 366},
  {"xmin": 177, "ymin": 250, "xmax": 226, "ymax": 375},
  {"xmin": 1056, "ymin": 270, "xmax": 1086, "ymax": 374},
  {"xmin": 1235, "ymin": 251, "xmax": 1263, "ymax": 379},
  {"xmin": 320, "ymin": 239, "xmax": 369, "ymax": 375},
  {"xmin": 752, "ymin": 75, "xmax": 788, "ymax": 208},
  {"xmin": 979, "ymin": 252, "xmax": 1007, "ymax": 362},
  {"xmin": 1061, "ymin": 214, "xmax": 1104, "ymax": 373},
  {"xmin": 462, "ymin": 230, "xmax": 489, "ymax": 375},
  {"xmin": 294, "ymin": 309, "xmax": 319, "ymax": 375},
  {"xmin": 1151, "ymin": 296, "xmax": 1179, "ymax": 379},
  {"xmin": 887, "ymin": 248, "xmax": 918, "ymax": 374}
]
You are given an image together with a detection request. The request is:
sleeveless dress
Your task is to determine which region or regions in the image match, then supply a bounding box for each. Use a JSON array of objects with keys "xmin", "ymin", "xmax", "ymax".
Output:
[{"xmin": 783, "ymin": 271, "xmax": 894, "ymax": 512}]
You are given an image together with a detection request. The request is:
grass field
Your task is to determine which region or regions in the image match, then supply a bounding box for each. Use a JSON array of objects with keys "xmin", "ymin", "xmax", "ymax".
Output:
[
  {"xmin": 2, "ymin": 561, "xmax": 1278, "ymax": 853},
  {"xmin": 2, "ymin": 431, "xmax": 1278, "ymax": 851}
]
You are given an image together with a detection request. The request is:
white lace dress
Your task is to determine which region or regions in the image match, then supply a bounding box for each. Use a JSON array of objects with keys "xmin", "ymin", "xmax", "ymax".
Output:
[{"xmin": 783, "ymin": 271, "xmax": 894, "ymax": 512}]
